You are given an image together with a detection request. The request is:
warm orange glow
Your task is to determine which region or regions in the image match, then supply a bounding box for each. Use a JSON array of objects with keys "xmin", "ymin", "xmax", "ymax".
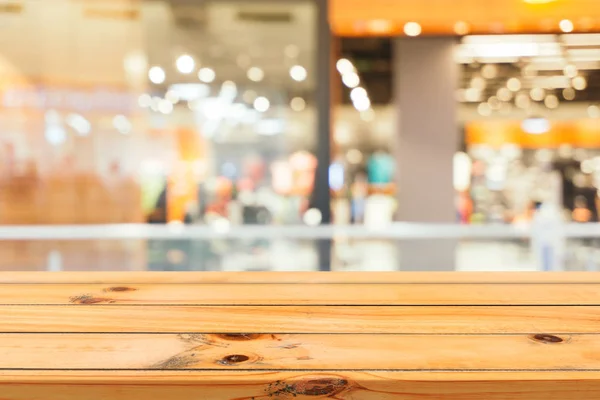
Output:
[
  {"xmin": 331, "ymin": 0, "xmax": 600, "ymax": 36},
  {"xmin": 466, "ymin": 120, "xmax": 600, "ymax": 148}
]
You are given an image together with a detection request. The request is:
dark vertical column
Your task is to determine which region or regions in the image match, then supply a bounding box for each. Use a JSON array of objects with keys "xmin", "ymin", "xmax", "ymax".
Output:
[
  {"xmin": 313, "ymin": 0, "xmax": 332, "ymax": 270},
  {"xmin": 394, "ymin": 37, "xmax": 459, "ymax": 271}
]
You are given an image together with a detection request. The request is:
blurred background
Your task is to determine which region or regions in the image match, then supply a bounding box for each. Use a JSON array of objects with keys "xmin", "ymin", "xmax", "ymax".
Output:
[{"xmin": 1, "ymin": 0, "xmax": 600, "ymax": 271}]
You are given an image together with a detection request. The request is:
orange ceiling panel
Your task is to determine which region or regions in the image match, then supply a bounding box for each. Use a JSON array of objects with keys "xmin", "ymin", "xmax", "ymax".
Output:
[{"xmin": 330, "ymin": 0, "xmax": 600, "ymax": 36}]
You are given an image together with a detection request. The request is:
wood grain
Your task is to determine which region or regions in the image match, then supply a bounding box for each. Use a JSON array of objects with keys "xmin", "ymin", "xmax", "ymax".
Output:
[
  {"xmin": 1, "ymin": 371, "xmax": 600, "ymax": 400},
  {"xmin": 2, "ymin": 283, "xmax": 600, "ymax": 305},
  {"xmin": 1, "ymin": 271, "xmax": 599, "ymax": 284},
  {"xmin": 0, "ymin": 332, "xmax": 597, "ymax": 370},
  {"xmin": 2, "ymin": 272, "xmax": 600, "ymax": 399},
  {"xmin": 2, "ymin": 305, "xmax": 600, "ymax": 333}
]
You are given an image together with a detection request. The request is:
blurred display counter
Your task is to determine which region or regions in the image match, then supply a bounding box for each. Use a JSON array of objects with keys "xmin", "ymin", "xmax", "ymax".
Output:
[{"xmin": 0, "ymin": 272, "xmax": 599, "ymax": 399}]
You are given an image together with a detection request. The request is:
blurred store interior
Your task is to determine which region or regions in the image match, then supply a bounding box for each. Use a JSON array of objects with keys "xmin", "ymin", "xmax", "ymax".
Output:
[{"xmin": 1, "ymin": 0, "xmax": 600, "ymax": 271}]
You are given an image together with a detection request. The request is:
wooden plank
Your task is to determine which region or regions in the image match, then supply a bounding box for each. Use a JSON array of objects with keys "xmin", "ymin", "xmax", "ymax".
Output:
[
  {"xmin": 1, "ymin": 271, "xmax": 599, "ymax": 284},
  {"xmin": 0, "ymin": 333, "xmax": 598, "ymax": 370},
  {"xmin": 2, "ymin": 305, "xmax": 600, "ymax": 333},
  {"xmin": 1, "ymin": 371, "xmax": 600, "ymax": 400},
  {"xmin": 1, "ymin": 283, "xmax": 600, "ymax": 305}
]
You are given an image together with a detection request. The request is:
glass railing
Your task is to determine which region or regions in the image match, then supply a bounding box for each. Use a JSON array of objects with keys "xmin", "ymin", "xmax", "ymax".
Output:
[{"xmin": 0, "ymin": 222, "xmax": 597, "ymax": 272}]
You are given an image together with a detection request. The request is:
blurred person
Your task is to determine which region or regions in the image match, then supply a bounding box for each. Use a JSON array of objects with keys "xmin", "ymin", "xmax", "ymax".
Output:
[{"xmin": 350, "ymin": 171, "xmax": 368, "ymax": 224}]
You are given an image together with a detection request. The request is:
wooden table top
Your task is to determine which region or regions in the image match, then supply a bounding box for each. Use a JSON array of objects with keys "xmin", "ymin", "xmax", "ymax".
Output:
[{"xmin": 2, "ymin": 272, "xmax": 600, "ymax": 400}]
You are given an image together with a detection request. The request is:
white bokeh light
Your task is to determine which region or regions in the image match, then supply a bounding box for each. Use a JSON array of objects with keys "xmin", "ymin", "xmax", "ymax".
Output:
[
  {"xmin": 176, "ymin": 54, "xmax": 195, "ymax": 74},
  {"xmin": 253, "ymin": 96, "xmax": 270, "ymax": 112},
  {"xmin": 350, "ymin": 87, "xmax": 368, "ymax": 102},
  {"xmin": 303, "ymin": 208, "xmax": 322, "ymax": 226},
  {"xmin": 148, "ymin": 66, "xmax": 166, "ymax": 84},
  {"xmin": 290, "ymin": 65, "xmax": 307, "ymax": 82},
  {"xmin": 404, "ymin": 22, "xmax": 422, "ymax": 37},
  {"xmin": 247, "ymin": 67, "xmax": 265, "ymax": 82},
  {"xmin": 290, "ymin": 97, "xmax": 306, "ymax": 112},
  {"xmin": 353, "ymin": 96, "xmax": 371, "ymax": 111},
  {"xmin": 198, "ymin": 67, "xmax": 216, "ymax": 83},
  {"xmin": 336, "ymin": 58, "xmax": 354, "ymax": 74},
  {"xmin": 342, "ymin": 72, "xmax": 360, "ymax": 88},
  {"xmin": 559, "ymin": 19, "xmax": 574, "ymax": 33},
  {"xmin": 158, "ymin": 99, "xmax": 174, "ymax": 114}
]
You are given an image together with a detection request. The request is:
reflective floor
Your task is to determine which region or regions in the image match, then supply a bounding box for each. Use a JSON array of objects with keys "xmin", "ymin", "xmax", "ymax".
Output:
[{"xmin": 0, "ymin": 238, "xmax": 598, "ymax": 271}]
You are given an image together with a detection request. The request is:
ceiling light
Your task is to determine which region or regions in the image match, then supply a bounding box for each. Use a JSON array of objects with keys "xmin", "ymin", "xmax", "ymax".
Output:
[
  {"xmin": 148, "ymin": 66, "xmax": 165, "ymax": 84},
  {"xmin": 158, "ymin": 99, "xmax": 173, "ymax": 115},
  {"xmin": 562, "ymin": 87, "xmax": 576, "ymax": 100},
  {"xmin": 165, "ymin": 90, "xmax": 180, "ymax": 104},
  {"xmin": 497, "ymin": 88, "xmax": 513, "ymax": 102},
  {"xmin": 342, "ymin": 72, "xmax": 360, "ymax": 88},
  {"xmin": 176, "ymin": 54, "xmax": 195, "ymax": 74},
  {"xmin": 465, "ymin": 88, "xmax": 482, "ymax": 102},
  {"xmin": 544, "ymin": 94, "xmax": 559, "ymax": 109},
  {"xmin": 368, "ymin": 19, "xmax": 394, "ymax": 34},
  {"xmin": 290, "ymin": 97, "xmax": 306, "ymax": 112},
  {"xmin": 336, "ymin": 59, "xmax": 354, "ymax": 75},
  {"xmin": 247, "ymin": 67, "xmax": 265, "ymax": 82},
  {"xmin": 289, "ymin": 65, "xmax": 307, "ymax": 82},
  {"xmin": 522, "ymin": 118, "xmax": 550, "ymax": 135},
  {"xmin": 404, "ymin": 22, "xmax": 422, "ymax": 37},
  {"xmin": 572, "ymin": 75, "xmax": 588, "ymax": 90},
  {"xmin": 522, "ymin": 64, "xmax": 537, "ymax": 78},
  {"xmin": 515, "ymin": 92, "xmax": 531, "ymax": 109},
  {"xmin": 481, "ymin": 64, "xmax": 498, "ymax": 79},
  {"xmin": 487, "ymin": 96, "xmax": 501, "ymax": 110},
  {"xmin": 454, "ymin": 21, "xmax": 470, "ymax": 36},
  {"xmin": 559, "ymin": 19, "xmax": 574, "ymax": 33},
  {"xmin": 564, "ymin": 64, "xmax": 578, "ymax": 78},
  {"xmin": 507, "ymin": 77, "xmax": 522, "ymax": 91},
  {"xmin": 253, "ymin": 96, "xmax": 270, "ymax": 112},
  {"xmin": 198, "ymin": 67, "xmax": 216, "ymax": 83},
  {"xmin": 530, "ymin": 87, "xmax": 546, "ymax": 101},
  {"xmin": 353, "ymin": 96, "xmax": 371, "ymax": 112},
  {"xmin": 350, "ymin": 87, "xmax": 368, "ymax": 102}
]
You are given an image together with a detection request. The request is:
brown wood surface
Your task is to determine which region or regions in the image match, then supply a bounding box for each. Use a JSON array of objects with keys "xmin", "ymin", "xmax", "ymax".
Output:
[
  {"xmin": 2, "ymin": 283, "xmax": 600, "ymax": 305},
  {"xmin": 1, "ymin": 332, "xmax": 599, "ymax": 370},
  {"xmin": 2, "ymin": 371, "xmax": 600, "ymax": 400},
  {"xmin": 2, "ymin": 305, "xmax": 600, "ymax": 333},
  {"xmin": 2, "ymin": 272, "xmax": 600, "ymax": 399}
]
